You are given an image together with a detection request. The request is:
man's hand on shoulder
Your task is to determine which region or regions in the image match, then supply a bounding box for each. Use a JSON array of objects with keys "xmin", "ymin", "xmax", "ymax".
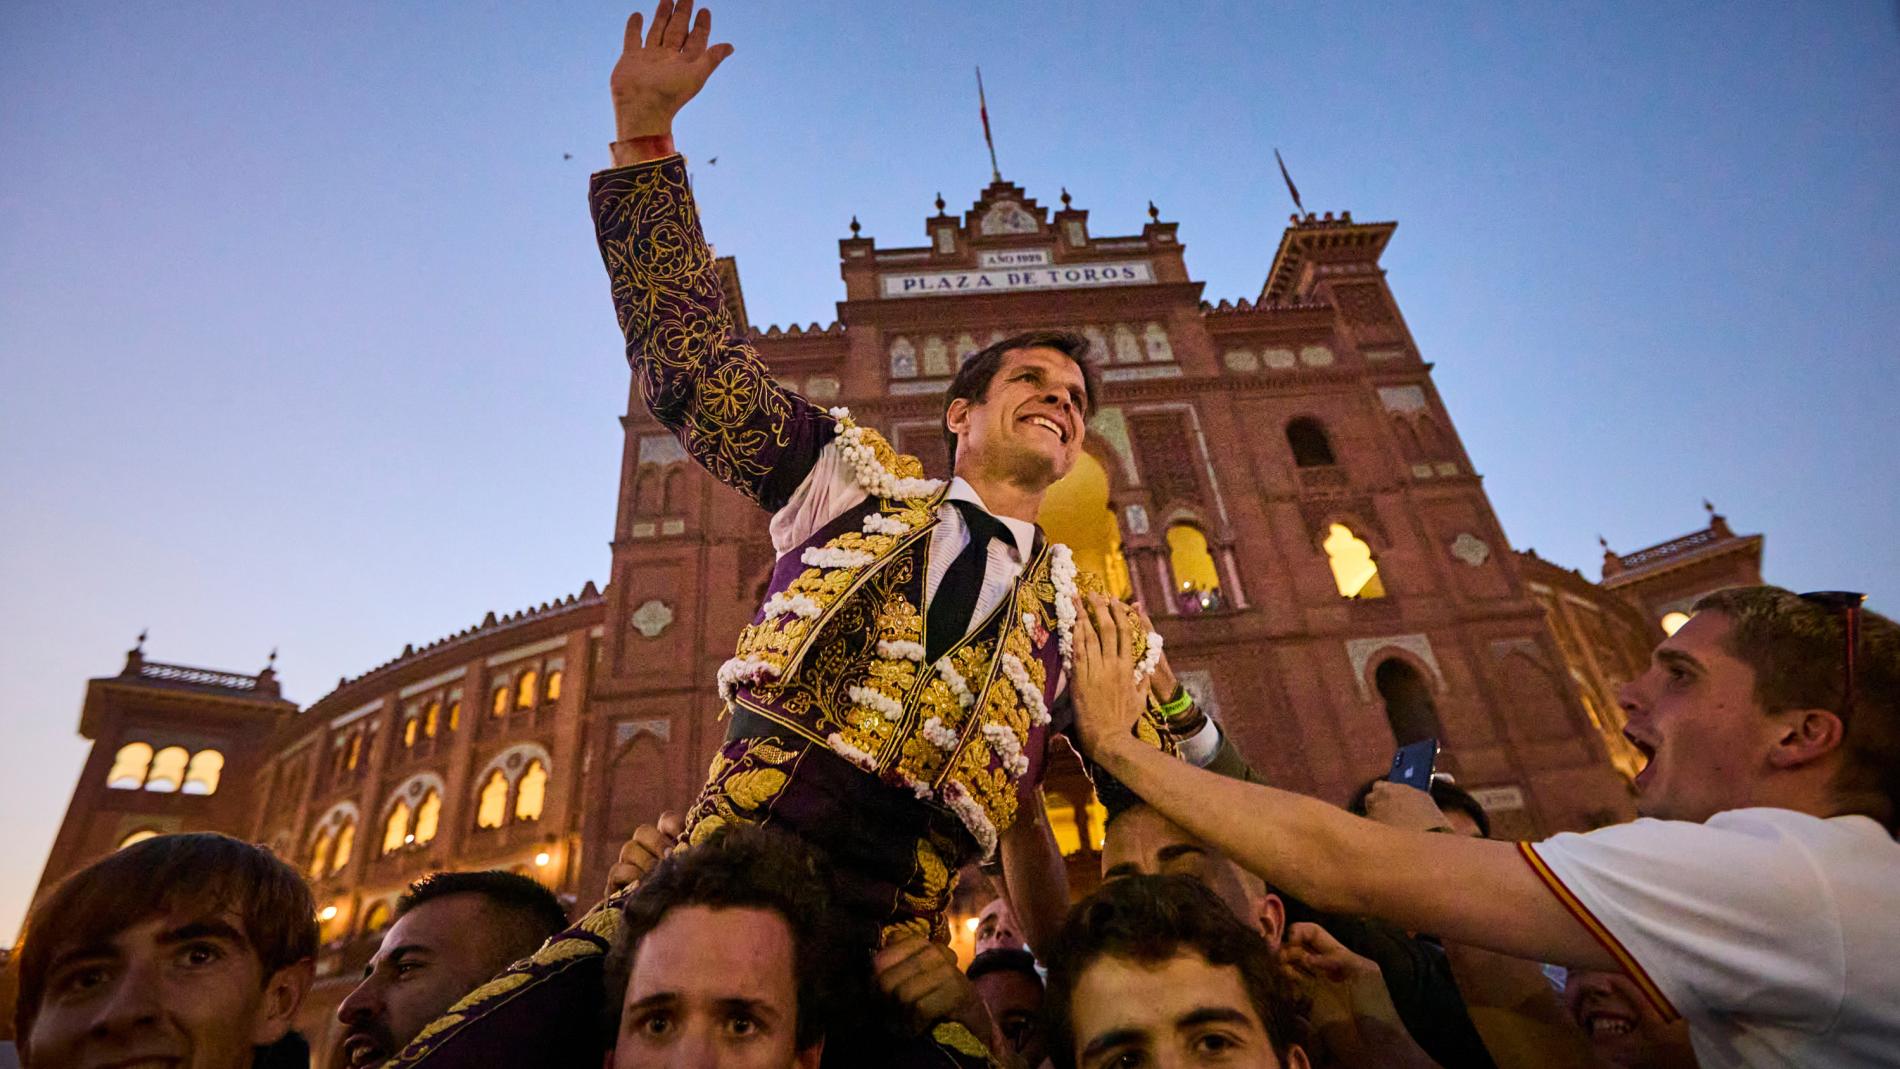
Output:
[{"xmin": 610, "ymin": 0, "xmax": 734, "ymax": 163}]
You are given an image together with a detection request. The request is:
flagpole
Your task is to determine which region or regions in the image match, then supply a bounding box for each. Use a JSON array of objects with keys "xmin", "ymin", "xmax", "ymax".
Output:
[
  {"xmin": 1274, "ymin": 148, "xmax": 1306, "ymax": 217},
  {"xmin": 976, "ymin": 67, "xmax": 1001, "ymax": 183}
]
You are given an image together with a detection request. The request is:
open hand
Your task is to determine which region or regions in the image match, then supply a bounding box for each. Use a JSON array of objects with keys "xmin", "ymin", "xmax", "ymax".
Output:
[
  {"xmin": 604, "ymin": 810, "xmax": 683, "ymax": 896},
  {"xmin": 611, "ymin": 0, "xmax": 735, "ymax": 141},
  {"xmin": 1070, "ymin": 593, "xmax": 1144, "ymax": 759}
]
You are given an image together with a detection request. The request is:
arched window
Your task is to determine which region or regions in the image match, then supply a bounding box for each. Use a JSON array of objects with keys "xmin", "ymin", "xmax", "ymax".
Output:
[
  {"xmin": 343, "ymin": 729, "xmax": 363, "ymax": 771},
  {"xmin": 145, "ymin": 746, "xmax": 189, "ymax": 793},
  {"xmin": 107, "ymin": 742, "xmax": 154, "ymax": 790},
  {"xmin": 545, "ymin": 669, "xmax": 563, "ymax": 704},
  {"xmin": 477, "ymin": 770, "xmax": 509, "ymax": 829},
  {"xmin": 414, "ymin": 789, "xmax": 442, "ymax": 845},
  {"xmin": 1323, "ymin": 523, "xmax": 1386, "ymax": 599},
  {"xmin": 381, "ymin": 800, "xmax": 413, "ymax": 855},
  {"xmin": 119, "ymin": 828, "xmax": 160, "ymax": 849},
  {"xmin": 182, "ymin": 750, "xmax": 223, "ymax": 795},
  {"xmin": 514, "ymin": 760, "xmax": 547, "ymax": 823},
  {"xmin": 491, "ymin": 685, "xmax": 510, "ymax": 719},
  {"xmin": 403, "ymin": 715, "xmax": 419, "ymax": 748},
  {"xmin": 1036, "ymin": 452, "xmax": 1133, "ymax": 600},
  {"xmin": 361, "ymin": 900, "xmax": 392, "ymax": 935},
  {"xmin": 330, "ymin": 819, "xmax": 355, "ymax": 875},
  {"xmin": 308, "ymin": 828, "xmax": 334, "ymax": 878},
  {"xmin": 447, "ymin": 699, "xmax": 462, "ymax": 733},
  {"xmin": 423, "ymin": 700, "xmax": 441, "ymax": 738},
  {"xmin": 1286, "ymin": 418, "xmax": 1337, "ymax": 467},
  {"xmin": 1375, "ymin": 659, "xmax": 1441, "ymax": 746},
  {"xmin": 516, "ymin": 669, "xmax": 539, "ymax": 710},
  {"xmin": 1043, "ymin": 795, "xmax": 1082, "ymax": 856},
  {"xmin": 1166, "ymin": 524, "xmax": 1224, "ymax": 613}
]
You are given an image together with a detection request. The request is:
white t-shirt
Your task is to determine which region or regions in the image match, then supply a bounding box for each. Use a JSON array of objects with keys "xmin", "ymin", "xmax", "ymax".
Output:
[{"xmin": 1525, "ymin": 807, "xmax": 1900, "ymax": 1068}]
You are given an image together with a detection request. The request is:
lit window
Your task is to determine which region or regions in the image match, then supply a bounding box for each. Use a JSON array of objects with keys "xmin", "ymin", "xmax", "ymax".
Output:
[
  {"xmin": 330, "ymin": 819, "xmax": 355, "ymax": 875},
  {"xmin": 491, "ymin": 686, "xmax": 509, "ymax": 718},
  {"xmin": 145, "ymin": 746, "xmax": 189, "ymax": 793},
  {"xmin": 403, "ymin": 716, "xmax": 418, "ymax": 748},
  {"xmin": 309, "ymin": 828, "xmax": 334, "ymax": 879},
  {"xmin": 477, "ymin": 770, "xmax": 509, "ymax": 829},
  {"xmin": 514, "ymin": 760, "xmax": 547, "ymax": 823},
  {"xmin": 119, "ymin": 828, "xmax": 160, "ymax": 849},
  {"xmin": 1286, "ymin": 418, "xmax": 1336, "ymax": 467},
  {"xmin": 1660, "ymin": 611, "xmax": 1691, "ymax": 637},
  {"xmin": 517, "ymin": 669, "xmax": 539, "ymax": 710},
  {"xmin": 107, "ymin": 742, "xmax": 154, "ymax": 790},
  {"xmin": 414, "ymin": 789, "xmax": 441, "ymax": 845},
  {"xmin": 1036, "ymin": 453, "xmax": 1133, "ymax": 600},
  {"xmin": 447, "ymin": 700, "xmax": 461, "ymax": 732},
  {"xmin": 1323, "ymin": 524, "xmax": 1386, "ymax": 599},
  {"xmin": 545, "ymin": 670, "xmax": 563, "ymax": 704},
  {"xmin": 182, "ymin": 750, "xmax": 223, "ymax": 796},
  {"xmin": 1044, "ymin": 795, "xmax": 1082, "ymax": 857},
  {"xmin": 423, "ymin": 701, "xmax": 440, "ymax": 738},
  {"xmin": 1085, "ymin": 798, "xmax": 1108, "ymax": 852},
  {"xmin": 361, "ymin": 900, "xmax": 392, "ymax": 934},
  {"xmin": 381, "ymin": 800, "xmax": 412, "ymax": 856},
  {"xmin": 1166, "ymin": 524, "xmax": 1224, "ymax": 612},
  {"xmin": 344, "ymin": 730, "xmax": 363, "ymax": 771}
]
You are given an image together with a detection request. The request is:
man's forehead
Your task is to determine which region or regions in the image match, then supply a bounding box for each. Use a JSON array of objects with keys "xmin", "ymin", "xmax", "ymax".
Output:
[
  {"xmin": 1658, "ymin": 611, "xmax": 1749, "ymax": 673},
  {"xmin": 1073, "ymin": 952, "xmax": 1261, "ymax": 1032},
  {"xmin": 999, "ymin": 346, "xmax": 1085, "ymax": 380}
]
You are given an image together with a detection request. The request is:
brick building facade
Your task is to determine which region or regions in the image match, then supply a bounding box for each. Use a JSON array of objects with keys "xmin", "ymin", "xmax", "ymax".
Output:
[{"xmin": 14, "ymin": 174, "xmax": 1766, "ymax": 1035}]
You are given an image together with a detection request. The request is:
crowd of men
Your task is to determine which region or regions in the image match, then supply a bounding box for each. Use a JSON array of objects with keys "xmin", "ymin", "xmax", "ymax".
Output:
[
  {"xmin": 8, "ymin": 2, "xmax": 1899, "ymax": 1066},
  {"xmin": 12, "ymin": 573, "xmax": 1900, "ymax": 1068}
]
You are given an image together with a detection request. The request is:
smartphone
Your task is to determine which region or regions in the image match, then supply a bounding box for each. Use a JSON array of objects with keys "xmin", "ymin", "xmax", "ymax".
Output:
[{"xmin": 1388, "ymin": 737, "xmax": 1439, "ymax": 791}]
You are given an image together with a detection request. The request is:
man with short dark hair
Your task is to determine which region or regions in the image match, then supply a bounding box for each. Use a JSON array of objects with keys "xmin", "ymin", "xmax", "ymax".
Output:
[
  {"xmin": 1072, "ymin": 586, "xmax": 1900, "ymax": 1067},
  {"xmin": 966, "ymin": 948, "xmax": 1047, "ymax": 1069},
  {"xmin": 333, "ymin": 870, "xmax": 567, "ymax": 1068},
  {"xmin": 1044, "ymin": 875, "xmax": 1310, "ymax": 1069},
  {"xmin": 601, "ymin": 824, "xmax": 839, "ymax": 1069},
  {"xmin": 14, "ymin": 833, "xmax": 317, "ymax": 1069}
]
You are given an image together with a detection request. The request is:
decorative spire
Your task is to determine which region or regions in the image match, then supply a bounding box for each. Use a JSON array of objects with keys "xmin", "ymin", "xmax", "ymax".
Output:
[
  {"xmin": 934, "ymin": 192, "xmax": 946, "ymax": 213},
  {"xmin": 849, "ymin": 215, "xmax": 861, "ymax": 236},
  {"xmin": 1703, "ymin": 498, "xmax": 1716, "ymax": 517},
  {"xmin": 1274, "ymin": 148, "xmax": 1307, "ymax": 217},
  {"xmin": 1060, "ymin": 186, "xmax": 1072, "ymax": 208},
  {"xmin": 1598, "ymin": 534, "xmax": 1612, "ymax": 552},
  {"xmin": 135, "ymin": 629, "xmax": 148, "ymax": 654},
  {"xmin": 1147, "ymin": 200, "xmax": 1160, "ymax": 223},
  {"xmin": 267, "ymin": 647, "xmax": 278, "ymax": 668}
]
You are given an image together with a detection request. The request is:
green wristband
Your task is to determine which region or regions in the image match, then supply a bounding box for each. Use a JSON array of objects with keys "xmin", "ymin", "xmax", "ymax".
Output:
[{"xmin": 1153, "ymin": 686, "xmax": 1195, "ymax": 720}]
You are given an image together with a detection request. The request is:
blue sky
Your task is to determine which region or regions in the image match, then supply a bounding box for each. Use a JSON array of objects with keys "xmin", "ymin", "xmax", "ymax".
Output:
[{"xmin": 3, "ymin": 2, "xmax": 1895, "ymax": 941}]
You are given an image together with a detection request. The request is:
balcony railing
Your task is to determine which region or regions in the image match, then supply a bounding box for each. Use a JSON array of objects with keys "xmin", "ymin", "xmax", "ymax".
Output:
[
  {"xmin": 137, "ymin": 661, "xmax": 260, "ymax": 690},
  {"xmin": 1618, "ymin": 528, "xmax": 1719, "ymax": 570}
]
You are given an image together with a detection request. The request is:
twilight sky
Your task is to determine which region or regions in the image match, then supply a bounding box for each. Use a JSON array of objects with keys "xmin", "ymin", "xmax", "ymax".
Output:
[{"xmin": 2, "ymin": 2, "xmax": 1895, "ymax": 941}]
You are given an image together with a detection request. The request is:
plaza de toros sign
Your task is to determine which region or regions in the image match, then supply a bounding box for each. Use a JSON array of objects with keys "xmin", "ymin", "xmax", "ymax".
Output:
[{"xmin": 881, "ymin": 257, "xmax": 1155, "ymax": 298}]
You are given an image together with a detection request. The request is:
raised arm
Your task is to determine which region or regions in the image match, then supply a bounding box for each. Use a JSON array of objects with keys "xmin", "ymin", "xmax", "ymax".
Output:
[{"xmin": 592, "ymin": 2, "xmax": 834, "ymax": 509}]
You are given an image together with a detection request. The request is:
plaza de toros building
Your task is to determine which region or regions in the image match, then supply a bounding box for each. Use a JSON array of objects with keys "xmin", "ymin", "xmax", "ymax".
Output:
[{"xmin": 16, "ymin": 171, "xmax": 1764, "ymax": 1030}]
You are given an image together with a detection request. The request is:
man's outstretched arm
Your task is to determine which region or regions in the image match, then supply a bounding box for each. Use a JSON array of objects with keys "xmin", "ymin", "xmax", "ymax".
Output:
[
  {"xmin": 592, "ymin": 1, "xmax": 833, "ymax": 509},
  {"xmin": 1067, "ymin": 594, "xmax": 1621, "ymax": 973}
]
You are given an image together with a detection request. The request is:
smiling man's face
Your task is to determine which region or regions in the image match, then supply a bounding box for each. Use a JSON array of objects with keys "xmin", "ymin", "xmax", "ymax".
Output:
[
  {"xmin": 26, "ymin": 908, "xmax": 299, "ymax": 1069},
  {"xmin": 1563, "ymin": 969, "xmax": 1694, "ymax": 1067},
  {"xmin": 1617, "ymin": 610, "xmax": 1783, "ymax": 823},
  {"xmin": 946, "ymin": 346, "xmax": 1088, "ymax": 490}
]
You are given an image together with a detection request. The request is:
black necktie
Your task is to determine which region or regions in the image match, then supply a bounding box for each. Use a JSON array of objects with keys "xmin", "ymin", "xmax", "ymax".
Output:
[{"xmin": 926, "ymin": 501, "xmax": 1011, "ymax": 663}]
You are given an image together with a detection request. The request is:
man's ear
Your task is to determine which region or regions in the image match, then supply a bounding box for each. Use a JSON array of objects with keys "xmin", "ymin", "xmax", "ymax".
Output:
[
  {"xmin": 795, "ymin": 1036, "xmax": 825, "ymax": 1069},
  {"xmin": 1768, "ymin": 708, "xmax": 1846, "ymax": 770},
  {"xmin": 1257, "ymin": 893, "xmax": 1287, "ymax": 953},
  {"xmin": 1284, "ymin": 1042, "xmax": 1313, "ymax": 1069},
  {"xmin": 945, "ymin": 397, "xmax": 972, "ymax": 438},
  {"xmin": 252, "ymin": 958, "xmax": 316, "ymax": 1046}
]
